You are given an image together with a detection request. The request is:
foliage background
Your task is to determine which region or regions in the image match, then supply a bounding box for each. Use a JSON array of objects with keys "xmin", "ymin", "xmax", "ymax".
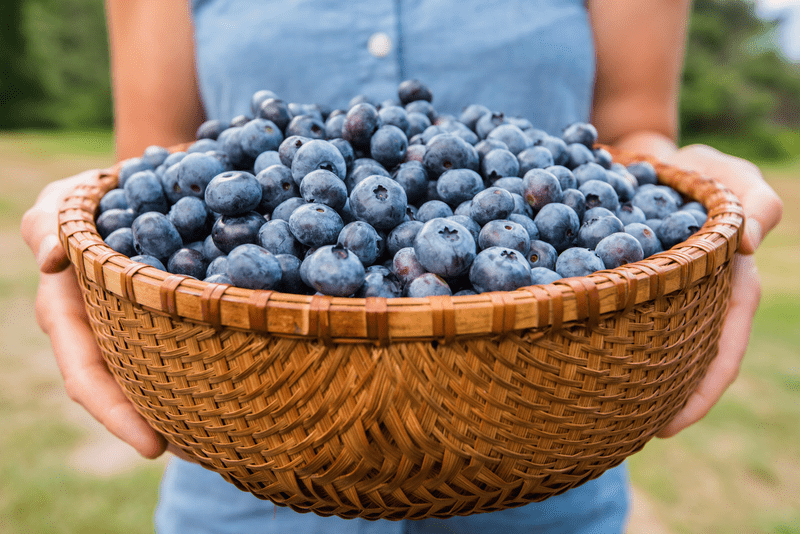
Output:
[{"xmin": 1, "ymin": 0, "xmax": 800, "ymax": 161}]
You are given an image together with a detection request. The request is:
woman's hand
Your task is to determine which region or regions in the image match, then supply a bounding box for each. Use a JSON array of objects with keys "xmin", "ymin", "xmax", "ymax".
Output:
[
  {"xmin": 655, "ymin": 144, "xmax": 783, "ymax": 437},
  {"xmin": 21, "ymin": 171, "xmax": 168, "ymax": 459}
]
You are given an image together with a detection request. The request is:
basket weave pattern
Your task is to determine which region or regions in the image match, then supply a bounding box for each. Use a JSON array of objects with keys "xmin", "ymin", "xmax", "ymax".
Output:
[{"xmin": 59, "ymin": 148, "xmax": 743, "ymax": 520}]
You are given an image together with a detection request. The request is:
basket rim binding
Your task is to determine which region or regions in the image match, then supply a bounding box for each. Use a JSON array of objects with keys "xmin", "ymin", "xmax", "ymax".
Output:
[{"xmin": 57, "ymin": 145, "xmax": 744, "ymax": 343}]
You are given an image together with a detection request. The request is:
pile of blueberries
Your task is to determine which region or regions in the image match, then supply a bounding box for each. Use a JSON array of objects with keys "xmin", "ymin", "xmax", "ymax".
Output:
[{"xmin": 96, "ymin": 80, "xmax": 706, "ymax": 298}]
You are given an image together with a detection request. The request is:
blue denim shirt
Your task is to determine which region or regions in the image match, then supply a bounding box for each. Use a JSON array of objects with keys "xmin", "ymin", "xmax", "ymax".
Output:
[{"xmin": 191, "ymin": 0, "xmax": 595, "ymax": 135}]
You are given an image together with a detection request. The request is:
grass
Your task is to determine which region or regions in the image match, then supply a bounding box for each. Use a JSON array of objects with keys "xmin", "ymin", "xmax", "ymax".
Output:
[{"xmin": 0, "ymin": 130, "xmax": 798, "ymax": 533}]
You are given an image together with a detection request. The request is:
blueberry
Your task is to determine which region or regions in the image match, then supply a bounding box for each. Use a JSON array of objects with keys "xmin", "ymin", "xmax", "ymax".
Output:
[
  {"xmin": 595, "ymin": 232, "xmax": 644, "ymax": 268},
  {"xmin": 524, "ymin": 128, "xmax": 549, "ymax": 146},
  {"xmin": 131, "ymin": 212, "xmax": 183, "ymax": 260},
  {"xmin": 205, "ymin": 255, "xmax": 229, "ymax": 278},
  {"xmin": 516, "ymin": 146, "xmax": 555, "ymax": 176},
  {"xmin": 96, "ymin": 208, "xmax": 136, "ymax": 239},
  {"xmin": 345, "ymin": 159, "xmax": 391, "ymax": 192},
  {"xmin": 405, "ymin": 100, "xmax": 437, "ymax": 123},
  {"xmin": 118, "ymin": 157, "xmax": 154, "ymax": 188},
  {"xmin": 203, "ymin": 234, "xmax": 225, "ymax": 262},
  {"xmin": 555, "ymin": 247, "xmax": 605, "ymax": 278},
  {"xmin": 167, "ymin": 247, "xmax": 208, "ymax": 279},
  {"xmin": 256, "ymin": 98, "xmax": 292, "ymax": 131},
  {"xmin": 337, "ymin": 221, "xmax": 383, "ymax": 266},
  {"xmin": 105, "ymin": 227, "xmax": 137, "ymax": 257},
  {"xmin": 579, "ymin": 179, "xmax": 620, "ymax": 213},
  {"xmin": 329, "ymin": 138, "xmax": 355, "ymax": 169},
  {"xmin": 576, "ymin": 211, "xmax": 625, "ymax": 249},
  {"xmin": 124, "ymin": 170, "xmax": 169, "ymax": 215},
  {"xmin": 274, "ymin": 253, "xmax": 305, "ymax": 294},
  {"xmin": 436, "ymin": 168, "xmax": 485, "ymax": 207},
  {"xmin": 392, "ymin": 247, "xmax": 428, "ymax": 287},
  {"xmin": 492, "ymin": 177, "xmax": 524, "ymax": 197},
  {"xmin": 370, "ymin": 125, "xmax": 408, "ymax": 169},
  {"xmin": 404, "ymin": 273, "xmax": 452, "ymax": 297},
  {"xmin": 342, "ymin": 103, "xmax": 381, "ymax": 150},
  {"xmin": 631, "ymin": 187, "xmax": 679, "ymax": 219},
  {"xmin": 526, "ymin": 239, "xmax": 558, "ymax": 270},
  {"xmin": 168, "ymin": 196, "xmax": 210, "ymax": 242},
  {"xmin": 355, "ymin": 269, "xmax": 403, "ymax": 298},
  {"xmin": 508, "ymin": 213, "xmax": 540, "ymax": 241},
  {"xmin": 573, "ymin": 162, "xmax": 609, "ymax": 187},
  {"xmin": 481, "ymin": 148, "xmax": 520, "ymax": 182},
  {"xmin": 291, "ymin": 139, "xmax": 347, "ymax": 185},
  {"xmin": 196, "ymin": 119, "xmax": 228, "ymax": 141},
  {"xmin": 187, "ymin": 139, "xmax": 220, "ymax": 154},
  {"xmin": 254, "ymin": 164, "xmax": 299, "ymax": 214},
  {"xmin": 204, "ymin": 273, "xmax": 233, "ymax": 285},
  {"xmin": 682, "ymin": 201, "xmax": 706, "ymax": 214},
  {"xmin": 626, "ymin": 161, "xmax": 658, "ymax": 186},
  {"xmin": 240, "ymin": 118, "xmax": 284, "ymax": 158},
  {"xmin": 537, "ymin": 136, "xmax": 569, "ymax": 167},
  {"xmin": 617, "ymin": 203, "xmax": 647, "ymax": 226},
  {"xmin": 304, "ymin": 244, "xmax": 365, "ymax": 296},
  {"xmin": 422, "ymin": 133, "xmax": 478, "ymax": 179},
  {"xmin": 561, "ymin": 188, "xmax": 586, "ymax": 221},
  {"xmin": 386, "ymin": 220, "xmax": 424, "ymax": 258},
  {"xmin": 219, "ymin": 126, "xmax": 255, "ymax": 169},
  {"xmin": 469, "ymin": 186, "xmax": 515, "ymax": 226},
  {"xmin": 288, "ymin": 202, "xmax": 343, "ymax": 248},
  {"xmin": 278, "ymin": 135, "xmax": 311, "ymax": 168},
  {"xmin": 253, "ymin": 151, "xmax": 282, "ymax": 175},
  {"xmin": 453, "ymin": 200, "xmax": 473, "ymax": 217},
  {"xmin": 413, "ymin": 218, "xmax": 476, "ymax": 278},
  {"xmin": 398, "ymin": 79, "xmax": 433, "ymax": 105},
  {"xmin": 475, "ymin": 111, "xmax": 506, "ymax": 139},
  {"xmin": 582, "ymin": 207, "xmax": 616, "ymax": 223},
  {"xmin": 271, "ymin": 197, "xmax": 307, "ymax": 222},
  {"xmin": 392, "ymin": 160, "xmax": 428, "ymax": 205},
  {"xmin": 533, "ymin": 203, "xmax": 580, "ymax": 252},
  {"xmin": 348, "ymin": 94, "xmax": 377, "ymax": 109},
  {"xmin": 470, "ymin": 247, "xmax": 531, "ymax": 293},
  {"xmin": 656, "ymin": 211, "xmax": 700, "ymax": 249},
  {"xmin": 446, "ymin": 214, "xmax": 481, "ymax": 244},
  {"xmin": 349, "ymin": 175, "xmax": 408, "ymax": 231},
  {"xmin": 299, "ymin": 169, "xmax": 348, "ymax": 211},
  {"xmin": 324, "ymin": 113, "xmax": 346, "ymax": 139},
  {"xmin": 474, "ymin": 139, "xmax": 508, "ymax": 165},
  {"xmin": 406, "ymin": 112, "xmax": 433, "ymax": 138},
  {"xmin": 99, "ymin": 188, "xmax": 129, "ymax": 213},
  {"xmin": 683, "ymin": 209, "xmax": 707, "ymax": 226},
  {"xmin": 561, "ymin": 122, "xmax": 598, "ymax": 149},
  {"xmin": 204, "ymin": 170, "xmax": 262, "ymax": 216},
  {"xmin": 486, "ymin": 124, "xmax": 529, "ymax": 155},
  {"xmin": 377, "ymin": 106, "xmax": 410, "ymax": 135},
  {"xmin": 522, "ymin": 169, "xmax": 563, "ymax": 212},
  {"xmin": 257, "ymin": 219, "xmax": 304, "ymax": 256},
  {"xmin": 565, "ymin": 143, "xmax": 596, "ymax": 169},
  {"xmin": 510, "ymin": 191, "xmax": 533, "ymax": 217},
  {"xmin": 250, "ymin": 89, "xmax": 279, "ymax": 116},
  {"xmin": 211, "ymin": 211, "xmax": 265, "ymax": 254},
  {"xmin": 478, "ymin": 219, "xmax": 530, "ymax": 254},
  {"xmin": 176, "ymin": 151, "xmax": 227, "ymax": 198},
  {"xmin": 226, "ymin": 244, "xmax": 282, "ymax": 290},
  {"xmin": 530, "ymin": 267, "xmax": 562, "ymax": 285},
  {"xmin": 284, "ymin": 114, "xmax": 326, "ymax": 139},
  {"xmin": 593, "ymin": 147, "xmax": 613, "ymax": 169},
  {"xmin": 606, "ymin": 170, "xmax": 636, "ymax": 203},
  {"xmin": 644, "ymin": 218, "xmax": 664, "ymax": 236},
  {"xmin": 624, "ymin": 223, "xmax": 663, "ymax": 257},
  {"xmin": 130, "ymin": 254, "xmax": 166, "ymax": 271}
]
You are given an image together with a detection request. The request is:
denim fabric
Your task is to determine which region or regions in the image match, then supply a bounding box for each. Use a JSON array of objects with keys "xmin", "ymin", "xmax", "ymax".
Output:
[
  {"xmin": 191, "ymin": 0, "xmax": 595, "ymax": 134},
  {"xmin": 159, "ymin": 3, "xmax": 627, "ymax": 532},
  {"xmin": 155, "ymin": 458, "xmax": 630, "ymax": 533}
]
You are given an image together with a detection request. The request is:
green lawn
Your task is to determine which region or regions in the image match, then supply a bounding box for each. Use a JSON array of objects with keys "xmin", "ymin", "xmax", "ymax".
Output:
[{"xmin": 0, "ymin": 130, "xmax": 798, "ymax": 533}]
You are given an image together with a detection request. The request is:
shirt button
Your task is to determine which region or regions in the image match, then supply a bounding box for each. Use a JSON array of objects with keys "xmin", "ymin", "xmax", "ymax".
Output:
[{"xmin": 368, "ymin": 32, "xmax": 392, "ymax": 58}]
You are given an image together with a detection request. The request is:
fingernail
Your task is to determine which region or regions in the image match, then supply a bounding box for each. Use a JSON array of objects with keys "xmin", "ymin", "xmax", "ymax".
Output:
[
  {"xmin": 745, "ymin": 218, "xmax": 762, "ymax": 251},
  {"xmin": 37, "ymin": 234, "xmax": 59, "ymax": 269}
]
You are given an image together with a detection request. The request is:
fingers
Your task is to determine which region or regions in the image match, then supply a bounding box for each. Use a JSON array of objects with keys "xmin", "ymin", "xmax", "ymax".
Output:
[
  {"xmin": 38, "ymin": 268, "xmax": 167, "ymax": 458},
  {"xmin": 664, "ymin": 144, "xmax": 783, "ymax": 254},
  {"xmin": 21, "ymin": 170, "xmax": 103, "ymax": 273},
  {"xmin": 657, "ymin": 255, "xmax": 761, "ymax": 438}
]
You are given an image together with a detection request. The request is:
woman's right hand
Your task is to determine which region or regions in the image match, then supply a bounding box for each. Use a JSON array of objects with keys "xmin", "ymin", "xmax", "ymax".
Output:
[{"xmin": 21, "ymin": 171, "xmax": 169, "ymax": 459}]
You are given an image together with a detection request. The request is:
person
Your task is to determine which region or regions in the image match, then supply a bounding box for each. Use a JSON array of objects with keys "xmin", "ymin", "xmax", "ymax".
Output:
[{"xmin": 21, "ymin": 0, "xmax": 783, "ymax": 532}]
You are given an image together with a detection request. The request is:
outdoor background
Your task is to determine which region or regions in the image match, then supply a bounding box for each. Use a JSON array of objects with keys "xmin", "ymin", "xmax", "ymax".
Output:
[{"xmin": 0, "ymin": 0, "xmax": 798, "ymax": 532}]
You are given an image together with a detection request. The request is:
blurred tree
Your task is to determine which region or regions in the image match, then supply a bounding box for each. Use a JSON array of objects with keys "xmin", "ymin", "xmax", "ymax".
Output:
[{"xmin": 680, "ymin": 0, "xmax": 800, "ymax": 160}]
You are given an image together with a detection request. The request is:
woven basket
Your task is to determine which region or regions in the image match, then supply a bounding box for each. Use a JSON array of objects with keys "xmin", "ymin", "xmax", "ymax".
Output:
[{"xmin": 58, "ymin": 146, "xmax": 743, "ymax": 520}]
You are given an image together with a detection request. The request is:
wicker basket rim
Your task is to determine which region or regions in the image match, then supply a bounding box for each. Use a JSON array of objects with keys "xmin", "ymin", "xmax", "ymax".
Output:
[{"xmin": 58, "ymin": 145, "xmax": 744, "ymax": 341}]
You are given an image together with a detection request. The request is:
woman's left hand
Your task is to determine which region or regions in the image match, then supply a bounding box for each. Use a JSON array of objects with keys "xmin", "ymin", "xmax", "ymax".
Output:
[{"xmin": 654, "ymin": 144, "xmax": 783, "ymax": 437}]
